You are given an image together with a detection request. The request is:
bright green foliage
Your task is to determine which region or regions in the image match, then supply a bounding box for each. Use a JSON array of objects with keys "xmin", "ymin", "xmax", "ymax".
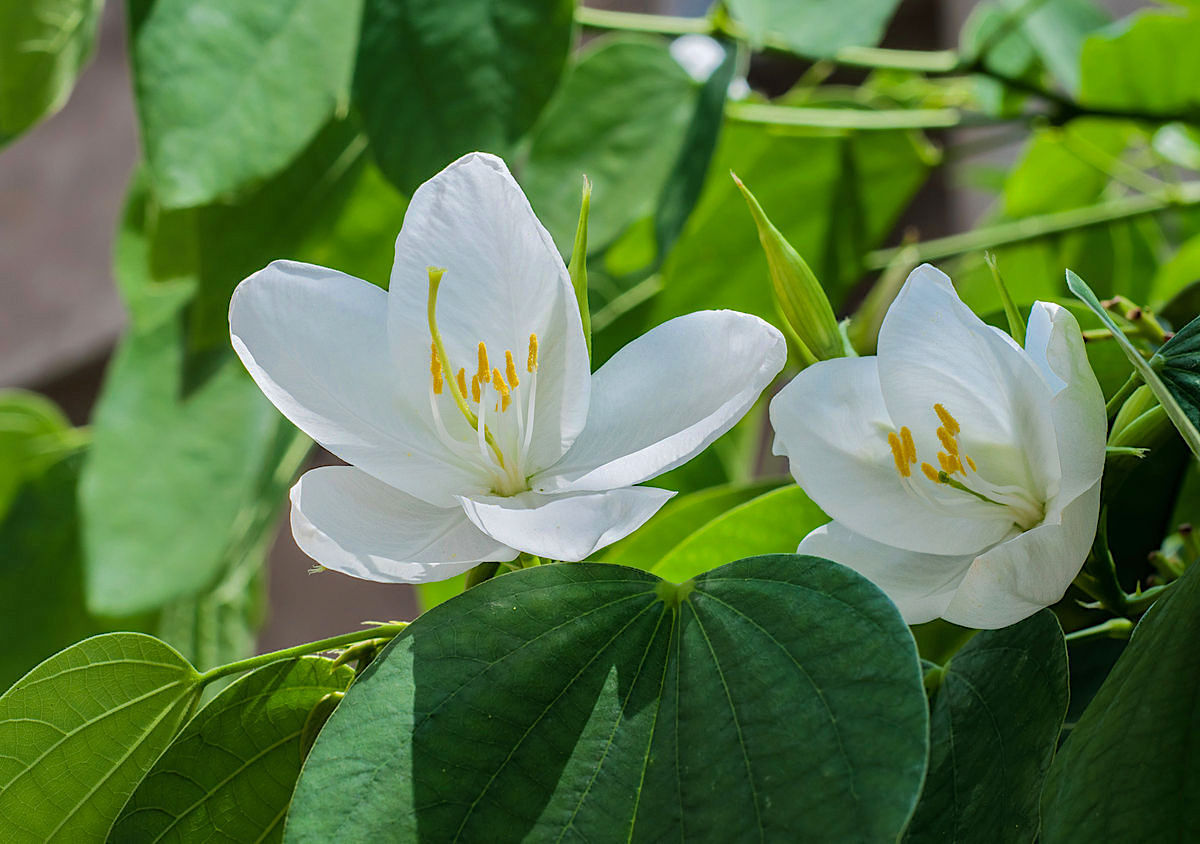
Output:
[
  {"xmin": 1150, "ymin": 231, "xmax": 1200, "ymax": 307},
  {"xmin": 0, "ymin": 633, "xmax": 201, "ymax": 842},
  {"xmin": 598, "ymin": 480, "xmax": 780, "ymax": 567},
  {"xmin": 650, "ymin": 485, "xmax": 827, "ymax": 583},
  {"xmin": 0, "ymin": 390, "xmax": 81, "ymax": 519},
  {"xmin": 131, "ymin": 0, "xmax": 360, "ymax": 207},
  {"xmin": 286, "ymin": 557, "xmax": 928, "ymax": 842},
  {"xmin": 1079, "ymin": 10, "xmax": 1200, "ymax": 116},
  {"xmin": 522, "ymin": 36, "xmax": 698, "ymax": 253},
  {"xmin": 0, "ymin": 0, "xmax": 103, "ymax": 142},
  {"xmin": 725, "ymin": 0, "xmax": 902, "ymax": 57},
  {"xmin": 112, "ymin": 657, "xmax": 353, "ymax": 843},
  {"xmin": 1003, "ymin": 120, "xmax": 1132, "ymax": 218},
  {"xmin": 355, "ymin": 0, "xmax": 574, "ymax": 192},
  {"xmin": 653, "ymin": 123, "xmax": 933, "ymax": 327},
  {"xmin": 80, "ymin": 315, "xmax": 301, "ymax": 616},
  {"xmin": 1042, "ymin": 561, "xmax": 1200, "ymax": 841},
  {"xmin": 904, "ymin": 611, "xmax": 1069, "ymax": 843}
]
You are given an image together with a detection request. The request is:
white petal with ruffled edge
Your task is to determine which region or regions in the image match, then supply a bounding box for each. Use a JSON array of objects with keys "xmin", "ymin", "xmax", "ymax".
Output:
[
  {"xmin": 457, "ymin": 486, "xmax": 675, "ymax": 562},
  {"xmin": 798, "ymin": 521, "xmax": 974, "ymax": 624},
  {"xmin": 876, "ymin": 264, "xmax": 1061, "ymax": 497},
  {"xmin": 942, "ymin": 482, "xmax": 1101, "ymax": 629},
  {"xmin": 387, "ymin": 153, "xmax": 591, "ymax": 476},
  {"xmin": 230, "ymin": 261, "xmax": 492, "ymax": 506},
  {"xmin": 770, "ymin": 355, "xmax": 1017, "ymax": 556},
  {"xmin": 1024, "ymin": 302, "xmax": 1106, "ymax": 505},
  {"xmin": 290, "ymin": 466, "xmax": 516, "ymax": 584},
  {"xmin": 538, "ymin": 311, "xmax": 785, "ymax": 492}
]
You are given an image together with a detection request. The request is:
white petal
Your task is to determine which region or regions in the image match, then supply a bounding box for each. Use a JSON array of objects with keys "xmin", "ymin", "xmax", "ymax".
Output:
[
  {"xmin": 876, "ymin": 264, "xmax": 1061, "ymax": 498},
  {"xmin": 230, "ymin": 261, "xmax": 490, "ymax": 505},
  {"xmin": 770, "ymin": 355, "xmax": 1016, "ymax": 555},
  {"xmin": 537, "ymin": 311, "xmax": 786, "ymax": 492},
  {"xmin": 289, "ymin": 466, "xmax": 516, "ymax": 584},
  {"xmin": 1024, "ymin": 302, "xmax": 1106, "ymax": 505},
  {"xmin": 457, "ymin": 486, "xmax": 675, "ymax": 562},
  {"xmin": 798, "ymin": 521, "xmax": 973, "ymax": 625},
  {"xmin": 387, "ymin": 152, "xmax": 591, "ymax": 475},
  {"xmin": 942, "ymin": 482, "xmax": 1101, "ymax": 629}
]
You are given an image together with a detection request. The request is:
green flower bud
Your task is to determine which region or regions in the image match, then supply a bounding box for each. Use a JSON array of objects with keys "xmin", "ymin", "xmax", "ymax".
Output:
[{"xmin": 732, "ymin": 172, "xmax": 842, "ymax": 364}]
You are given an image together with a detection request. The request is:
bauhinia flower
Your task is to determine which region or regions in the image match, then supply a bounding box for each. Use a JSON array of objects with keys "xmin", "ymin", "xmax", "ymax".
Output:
[
  {"xmin": 230, "ymin": 152, "xmax": 785, "ymax": 583},
  {"xmin": 770, "ymin": 264, "xmax": 1105, "ymax": 629}
]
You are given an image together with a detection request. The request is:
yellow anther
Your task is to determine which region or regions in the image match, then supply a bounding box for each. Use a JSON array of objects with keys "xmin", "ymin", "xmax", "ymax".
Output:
[
  {"xmin": 900, "ymin": 426, "xmax": 917, "ymax": 464},
  {"xmin": 527, "ymin": 333, "xmax": 539, "ymax": 373},
  {"xmin": 965, "ymin": 454, "xmax": 977, "ymax": 472},
  {"xmin": 456, "ymin": 368, "xmax": 467, "ymax": 398},
  {"xmin": 888, "ymin": 432, "xmax": 911, "ymax": 478},
  {"xmin": 492, "ymin": 367, "xmax": 510, "ymax": 398},
  {"xmin": 921, "ymin": 462, "xmax": 941, "ymax": 483},
  {"xmin": 947, "ymin": 454, "xmax": 963, "ymax": 474},
  {"xmin": 471, "ymin": 373, "xmax": 481, "ymax": 403},
  {"xmin": 477, "ymin": 342, "xmax": 490, "ymax": 383},
  {"xmin": 937, "ymin": 451, "xmax": 952, "ymax": 472},
  {"xmin": 430, "ymin": 341, "xmax": 443, "ymax": 395},
  {"xmin": 934, "ymin": 403, "xmax": 960, "ymax": 436},
  {"xmin": 936, "ymin": 426, "xmax": 958, "ymax": 456},
  {"xmin": 505, "ymin": 350, "xmax": 519, "ymax": 388},
  {"xmin": 502, "ymin": 393, "xmax": 511, "ymax": 412}
]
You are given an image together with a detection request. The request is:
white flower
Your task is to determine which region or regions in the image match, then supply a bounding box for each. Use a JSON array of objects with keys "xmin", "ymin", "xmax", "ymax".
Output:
[
  {"xmin": 230, "ymin": 153, "xmax": 785, "ymax": 583},
  {"xmin": 770, "ymin": 264, "xmax": 1106, "ymax": 629}
]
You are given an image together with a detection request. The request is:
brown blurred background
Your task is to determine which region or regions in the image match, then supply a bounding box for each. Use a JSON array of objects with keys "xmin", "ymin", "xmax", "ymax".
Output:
[{"xmin": 0, "ymin": 0, "xmax": 1143, "ymax": 651}]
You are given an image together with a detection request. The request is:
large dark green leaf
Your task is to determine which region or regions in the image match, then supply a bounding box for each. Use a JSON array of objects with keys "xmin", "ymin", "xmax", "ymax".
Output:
[
  {"xmin": 286, "ymin": 557, "xmax": 928, "ymax": 841},
  {"xmin": 0, "ymin": 633, "xmax": 201, "ymax": 842},
  {"xmin": 1154, "ymin": 314, "xmax": 1200, "ymax": 435},
  {"xmin": 130, "ymin": 0, "xmax": 360, "ymax": 207},
  {"xmin": 0, "ymin": 0, "xmax": 103, "ymax": 143},
  {"xmin": 725, "ymin": 0, "xmax": 901, "ymax": 58},
  {"xmin": 904, "ymin": 611, "xmax": 1069, "ymax": 843},
  {"xmin": 1079, "ymin": 11, "xmax": 1200, "ymax": 116},
  {"xmin": 651, "ymin": 123, "xmax": 933, "ymax": 327},
  {"xmin": 354, "ymin": 0, "xmax": 573, "ymax": 192},
  {"xmin": 1042, "ymin": 560, "xmax": 1200, "ymax": 841},
  {"xmin": 522, "ymin": 35, "xmax": 697, "ymax": 254},
  {"xmin": 112, "ymin": 656, "xmax": 353, "ymax": 843}
]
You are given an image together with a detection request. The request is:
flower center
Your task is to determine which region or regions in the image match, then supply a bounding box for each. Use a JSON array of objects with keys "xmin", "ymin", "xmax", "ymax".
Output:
[
  {"xmin": 426, "ymin": 267, "xmax": 539, "ymax": 496},
  {"xmin": 887, "ymin": 402, "xmax": 1045, "ymax": 531}
]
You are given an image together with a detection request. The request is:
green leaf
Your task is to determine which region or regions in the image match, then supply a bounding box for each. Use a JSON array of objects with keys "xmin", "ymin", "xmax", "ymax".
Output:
[
  {"xmin": 1003, "ymin": 120, "xmax": 1132, "ymax": 218},
  {"xmin": 903, "ymin": 611, "xmax": 1069, "ymax": 843},
  {"xmin": 0, "ymin": 633, "xmax": 201, "ymax": 842},
  {"xmin": 0, "ymin": 389, "xmax": 82, "ymax": 519},
  {"xmin": 1067, "ymin": 269, "xmax": 1200, "ymax": 459},
  {"xmin": 286, "ymin": 557, "xmax": 928, "ymax": 841},
  {"xmin": 1041, "ymin": 559, "xmax": 1200, "ymax": 841},
  {"xmin": 130, "ymin": 0, "xmax": 360, "ymax": 207},
  {"xmin": 651, "ymin": 485, "xmax": 827, "ymax": 583},
  {"xmin": 413, "ymin": 572, "xmax": 469, "ymax": 613},
  {"xmin": 1154, "ymin": 314, "xmax": 1200, "ymax": 443},
  {"xmin": 79, "ymin": 319, "xmax": 304, "ymax": 615},
  {"xmin": 725, "ymin": 0, "xmax": 901, "ymax": 57},
  {"xmin": 0, "ymin": 0, "xmax": 103, "ymax": 142},
  {"xmin": 522, "ymin": 35, "xmax": 698, "ymax": 254},
  {"xmin": 1079, "ymin": 11, "xmax": 1200, "ymax": 116},
  {"xmin": 597, "ymin": 480, "xmax": 781, "ymax": 567},
  {"xmin": 112, "ymin": 656, "xmax": 353, "ymax": 843},
  {"xmin": 1152, "ymin": 231, "xmax": 1200, "ymax": 310},
  {"xmin": 651, "ymin": 123, "xmax": 932, "ymax": 328},
  {"xmin": 355, "ymin": 0, "xmax": 573, "ymax": 192}
]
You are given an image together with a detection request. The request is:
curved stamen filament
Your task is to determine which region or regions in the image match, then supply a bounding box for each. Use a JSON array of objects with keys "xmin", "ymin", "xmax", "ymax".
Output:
[{"xmin": 427, "ymin": 267, "xmax": 505, "ymax": 468}]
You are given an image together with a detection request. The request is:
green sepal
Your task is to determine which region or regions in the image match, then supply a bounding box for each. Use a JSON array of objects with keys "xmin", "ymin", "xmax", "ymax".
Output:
[
  {"xmin": 732, "ymin": 172, "xmax": 842, "ymax": 364},
  {"xmin": 568, "ymin": 175, "xmax": 593, "ymax": 361}
]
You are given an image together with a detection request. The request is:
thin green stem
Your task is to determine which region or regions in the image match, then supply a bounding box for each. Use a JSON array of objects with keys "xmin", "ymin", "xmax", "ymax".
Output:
[
  {"xmin": 1106, "ymin": 373, "xmax": 1142, "ymax": 421},
  {"xmin": 726, "ymin": 101, "xmax": 967, "ymax": 131},
  {"xmin": 197, "ymin": 623, "xmax": 408, "ymax": 686},
  {"xmin": 866, "ymin": 182, "xmax": 1200, "ymax": 269},
  {"xmin": 575, "ymin": 6, "xmax": 711, "ymax": 38},
  {"xmin": 1065, "ymin": 617, "xmax": 1133, "ymax": 643}
]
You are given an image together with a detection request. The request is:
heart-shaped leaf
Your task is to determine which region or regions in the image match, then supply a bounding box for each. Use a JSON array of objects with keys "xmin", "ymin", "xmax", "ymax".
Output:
[{"xmin": 286, "ymin": 556, "xmax": 928, "ymax": 841}]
